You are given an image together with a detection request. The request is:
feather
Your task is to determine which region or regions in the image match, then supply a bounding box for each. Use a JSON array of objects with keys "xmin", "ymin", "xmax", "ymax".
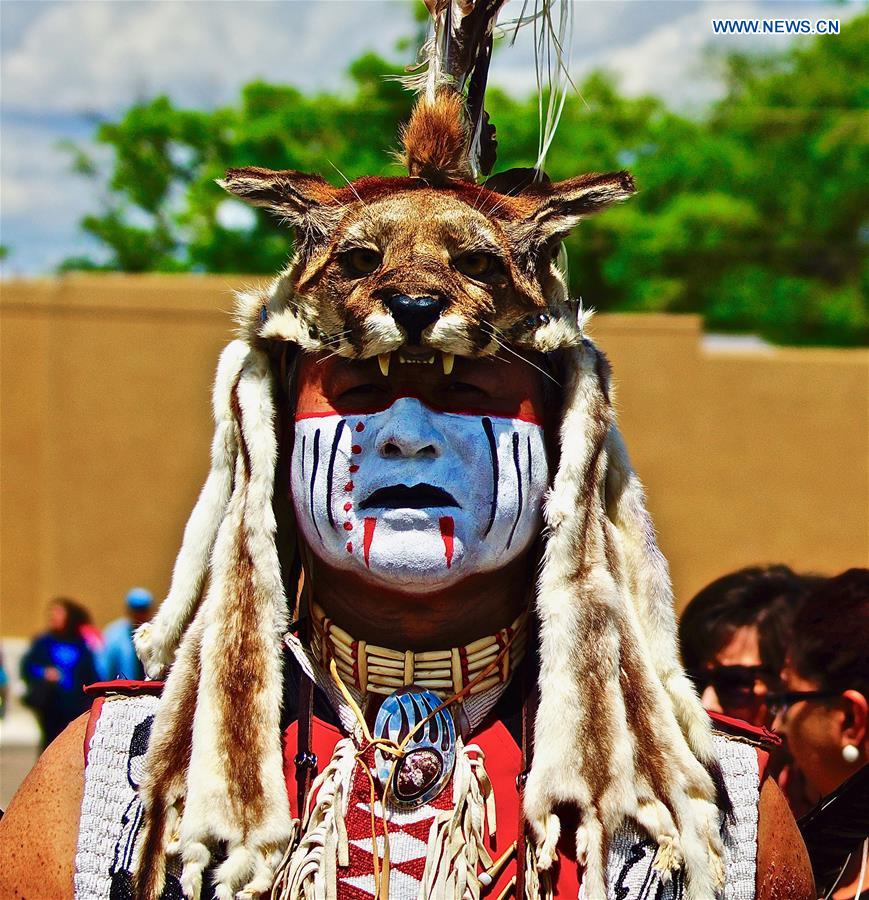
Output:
[{"xmin": 399, "ymin": 0, "xmax": 573, "ymax": 178}]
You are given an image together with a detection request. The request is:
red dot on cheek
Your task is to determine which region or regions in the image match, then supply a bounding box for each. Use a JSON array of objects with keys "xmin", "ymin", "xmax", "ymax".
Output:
[
  {"xmin": 348, "ymin": 464, "xmax": 359, "ymax": 473},
  {"xmin": 343, "ymin": 521, "xmax": 352, "ymax": 531},
  {"xmin": 355, "ymin": 422, "xmax": 365, "ymax": 432},
  {"xmin": 343, "ymin": 502, "xmax": 352, "ymax": 512},
  {"xmin": 346, "ymin": 541, "xmax": 353, "ymax": 553},
  {"xmin": 344, "ymin": 481, "xmax": 354, "ymax": 491},
  {"xmin": 351, "ymin": 445, "xmax": 362, "ymax": 454}
]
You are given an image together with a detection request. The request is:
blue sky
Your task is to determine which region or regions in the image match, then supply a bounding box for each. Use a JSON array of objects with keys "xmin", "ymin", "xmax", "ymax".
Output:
[{"xmin": 1, "ymin": 0, "xmax": 863, "ymax": 276}]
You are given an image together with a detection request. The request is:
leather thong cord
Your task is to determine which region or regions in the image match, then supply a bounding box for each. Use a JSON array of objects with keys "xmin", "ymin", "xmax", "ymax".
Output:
[{"xmin": 295, "ymin": 609, "xmax": 316, "ymax": 816}]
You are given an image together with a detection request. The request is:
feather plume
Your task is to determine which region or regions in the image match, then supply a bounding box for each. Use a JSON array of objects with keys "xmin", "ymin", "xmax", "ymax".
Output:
[{"xmin": 400, "ymin": 0, "xmax": 573, "ymax": 178}]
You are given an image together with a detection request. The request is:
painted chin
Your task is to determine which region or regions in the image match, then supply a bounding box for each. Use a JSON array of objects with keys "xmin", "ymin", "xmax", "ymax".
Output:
[
  {"xmin": 347, "ymin": 513, "xmax": 463, "ymax": 593},
  {"xmin": 360, "ymin": 555, "xmax": 467, "ymax": 593}
]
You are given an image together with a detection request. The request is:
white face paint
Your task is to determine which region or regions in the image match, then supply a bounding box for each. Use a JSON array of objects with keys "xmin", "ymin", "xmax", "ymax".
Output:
[{"xmin": 291, "ymin": 398, "xmax": 549, "ymax": 592}]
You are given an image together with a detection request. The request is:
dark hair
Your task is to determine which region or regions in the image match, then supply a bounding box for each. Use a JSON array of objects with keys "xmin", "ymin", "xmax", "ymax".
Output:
[
  {"xmin": 679, "ymin": 565, "xmax": 818, "ymax": 675},
  {"xmin": 50, "ymin": 597, "xmax": 93, "ymax": 641},
  {"xmin": 789, "ymin": 568, "xmax": 869, "ymax": 695}
]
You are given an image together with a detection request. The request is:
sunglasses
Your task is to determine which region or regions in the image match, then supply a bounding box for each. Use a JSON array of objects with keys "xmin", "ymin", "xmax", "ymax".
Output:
[
  {"xmin": 688, "ymin": 665, "xmax": 774, "ymax": 706},
  {"xmin": 765, "ymin": 689, "xmax": 842, "ymax": 718}
]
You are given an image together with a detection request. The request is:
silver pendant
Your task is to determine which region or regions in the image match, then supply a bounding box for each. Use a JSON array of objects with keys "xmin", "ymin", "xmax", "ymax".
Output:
[{"xmin": 373, "ymin": 687, "xmax": 456, "ymax": 809}]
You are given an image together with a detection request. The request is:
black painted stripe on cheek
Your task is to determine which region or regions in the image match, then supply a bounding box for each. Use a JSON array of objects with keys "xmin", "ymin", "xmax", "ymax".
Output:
[
  {"xmin": 482, "ymin": 417, "xmax": 499, "ymax": 536},
  {"xmin": 309, "ymin": 428, "xmax": 322, "ymax": 541},
  {"xmin": 526, "ymin": 433, "xmax": 532, "ymax": 482},
  {"xmin": 301, "ymin": 434, "xmax": 307, "ymax": 482},
  {"xmin": 325, "ymin": 419, "xmax": 347, "ymax": 529},
  {"xmin": 507, "ymin": 431, "xmax": 523, "ymax": 549}
]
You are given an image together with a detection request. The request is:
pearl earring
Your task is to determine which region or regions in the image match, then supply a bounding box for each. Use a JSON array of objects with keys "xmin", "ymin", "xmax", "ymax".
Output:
[{"xmin": 842, "ymin": 744, "xmax": 860, "ymax": 764}]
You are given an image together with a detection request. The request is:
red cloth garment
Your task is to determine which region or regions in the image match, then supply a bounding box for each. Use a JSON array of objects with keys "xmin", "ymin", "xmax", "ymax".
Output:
[
  {"xmin": 82, "ymin": 680, "xmax": 769, "ymax": 898},
  {"xmin": 283, "ymin": 714, "xmax": 580, "ymax": 898}
]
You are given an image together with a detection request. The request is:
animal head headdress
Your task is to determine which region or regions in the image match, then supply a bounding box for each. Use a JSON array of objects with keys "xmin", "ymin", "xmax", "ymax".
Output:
[{"xmin": 133, "ymin": 3, "xmax": 727, "ymax": 898}]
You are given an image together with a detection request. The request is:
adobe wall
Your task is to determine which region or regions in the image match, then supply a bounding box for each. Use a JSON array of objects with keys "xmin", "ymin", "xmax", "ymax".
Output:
[{"xmin": 2, "ymin": 275, "xmax": 866, "ymax": 635}]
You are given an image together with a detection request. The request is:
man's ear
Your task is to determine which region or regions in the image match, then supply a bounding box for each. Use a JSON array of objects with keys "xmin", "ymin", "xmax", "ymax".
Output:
[
  {"xmin": 523, "ymin": 170, "xmax": 636, "ymax": 245},
  {"xmin": 218, "ymin": 166, "xmax": 339, "ymax": 229}
]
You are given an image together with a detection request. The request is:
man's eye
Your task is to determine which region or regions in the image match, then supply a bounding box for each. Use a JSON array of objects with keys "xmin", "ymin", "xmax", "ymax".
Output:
[
  {"xmin": 455, "ymin": 252, "xmax": 498, "ymax": 279},
  {"xmin": 444, "ymin": 381, "xmax": 489, "ymax": 398},
  {"xmin": 336, "ymin": 383, "xmax": 387, "ymax": 401},
  {"xmin": 342, "ymin": 248, "xmax": 382, "ymax": 276}
]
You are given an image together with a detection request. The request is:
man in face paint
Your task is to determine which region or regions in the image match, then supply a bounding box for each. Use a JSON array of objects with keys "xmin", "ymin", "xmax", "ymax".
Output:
[{"xmin": 291, "ymin": 352, "xmax": 551, "ymax": 647}]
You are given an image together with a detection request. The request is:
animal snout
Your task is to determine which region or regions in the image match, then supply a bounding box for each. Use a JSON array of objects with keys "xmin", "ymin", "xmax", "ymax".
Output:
[{"xmin": 384, "ymin": 294, "xmax": 445, "ymax": 345}]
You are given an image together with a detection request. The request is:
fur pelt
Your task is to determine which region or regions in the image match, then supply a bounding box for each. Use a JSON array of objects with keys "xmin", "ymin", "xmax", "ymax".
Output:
[
  {"xmin": 134, "ymin": 345, "xmax": 294, "ymax": 900},
  {"xmin": 401, "ymin": 90, "xmax": 473, "ymax": 183},
  {"xmin": 134, "ymin": 340, "xmax": 249, "ymax": 678},
  {"xmin": 524, "ymin": 340, "xmax": 724, "ymax": 900}
]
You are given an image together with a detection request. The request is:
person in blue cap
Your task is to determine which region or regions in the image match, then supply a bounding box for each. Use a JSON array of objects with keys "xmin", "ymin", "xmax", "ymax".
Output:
[{"xmin": 98, "ymin": 587, "xmax": 153, "ymax": 681}]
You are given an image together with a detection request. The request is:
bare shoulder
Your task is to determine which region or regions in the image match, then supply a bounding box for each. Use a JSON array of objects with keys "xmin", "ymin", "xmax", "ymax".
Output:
[
  {"xmin": 756, "ymin": 775, "xmax": 815, "ymax": 900},
  {"xmin": 0, "ymin": 713, "xmax": 89, "ymax": 900}
]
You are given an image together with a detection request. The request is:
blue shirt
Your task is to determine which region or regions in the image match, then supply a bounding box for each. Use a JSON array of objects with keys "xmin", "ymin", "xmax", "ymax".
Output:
[{"xmin": 98, "ymin": 618, "xmax": 144, "ymax": 681}]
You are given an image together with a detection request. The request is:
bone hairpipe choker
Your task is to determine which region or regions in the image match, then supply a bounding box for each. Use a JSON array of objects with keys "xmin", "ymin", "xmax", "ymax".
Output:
[{"xmin": 309, "ymin": 602, "xmax": 527, "ymax": 698}]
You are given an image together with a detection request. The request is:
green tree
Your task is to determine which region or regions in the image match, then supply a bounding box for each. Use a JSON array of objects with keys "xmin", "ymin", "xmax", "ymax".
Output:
[{"xmin": 63, "ymin": 12, "xmax": 868, "ymax": 345}]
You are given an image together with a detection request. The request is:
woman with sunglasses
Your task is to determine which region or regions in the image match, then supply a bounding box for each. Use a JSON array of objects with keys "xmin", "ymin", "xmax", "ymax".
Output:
[
  {"xmin": 773, "ymin": 568, "xmax": 869, "ymax": 899},
  {"xmin": 679, "ymin": 565, "xmax": 818, "ymax": 728}
]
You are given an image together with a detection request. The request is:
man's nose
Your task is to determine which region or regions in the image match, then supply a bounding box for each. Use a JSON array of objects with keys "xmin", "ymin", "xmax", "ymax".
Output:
[
  {"xmin": 384, "ymin": 294, "xmax": 445, "ymax": 345},
  {"xmin": 375, "ymin": 399, "xmax": 443, "ymax": 459}
]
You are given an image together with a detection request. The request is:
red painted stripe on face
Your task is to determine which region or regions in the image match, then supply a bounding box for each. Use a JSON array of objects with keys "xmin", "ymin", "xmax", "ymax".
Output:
[
  {"xmin": 295, "ymin": 396, "xmax": 543, "ymax": 426},
  {"xmin": 439, "ymin": 516, "xmax": 454, "ymax": 569},
  {"xmin": 363, "ymin": 517, "xmax": 377, "ymax": 568}
]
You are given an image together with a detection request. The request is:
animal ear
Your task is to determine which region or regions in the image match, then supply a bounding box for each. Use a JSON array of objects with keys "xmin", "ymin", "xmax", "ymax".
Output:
[
  {"xmin": 218, "ymin": 166, "xmax": 338, "ymax": 224},
  {"xmin": 524, "ymin": 170, "xmax": 636, "ymax": 244}
]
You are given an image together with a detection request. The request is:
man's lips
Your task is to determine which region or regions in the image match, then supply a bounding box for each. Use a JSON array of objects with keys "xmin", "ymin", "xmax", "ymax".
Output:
[{"xmin": 359, "ymin": 483, "xmax": 460, "ymax": 510}]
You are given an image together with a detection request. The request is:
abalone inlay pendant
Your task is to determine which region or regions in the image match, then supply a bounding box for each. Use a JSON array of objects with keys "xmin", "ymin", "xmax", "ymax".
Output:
[{"xmin": 373, "ymin": 687, "xmax": 457, "ymax": 809}]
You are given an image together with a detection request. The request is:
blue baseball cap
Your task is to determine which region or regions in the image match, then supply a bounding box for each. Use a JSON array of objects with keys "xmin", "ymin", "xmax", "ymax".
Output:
[{"xmin": 126, "ymin": 587, "xmax": 153, "ymax": 609}]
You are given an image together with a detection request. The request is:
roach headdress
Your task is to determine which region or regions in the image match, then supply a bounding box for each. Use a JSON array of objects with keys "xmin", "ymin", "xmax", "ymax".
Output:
[{"xmin": 132, "ymin": 3, "xmax": 726, "ymax": 898}]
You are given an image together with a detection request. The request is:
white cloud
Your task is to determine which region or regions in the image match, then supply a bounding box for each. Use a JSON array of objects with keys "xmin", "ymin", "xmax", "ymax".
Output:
[{"xmin": 1, "ymin": 1, "xmax": 413, "ymax": 115}]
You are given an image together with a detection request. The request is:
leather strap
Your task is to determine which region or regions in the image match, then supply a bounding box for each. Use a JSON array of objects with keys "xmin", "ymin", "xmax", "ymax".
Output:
[{"xmin": 295, "ymin": 609, "xmax": 317, "ymax": 814}]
